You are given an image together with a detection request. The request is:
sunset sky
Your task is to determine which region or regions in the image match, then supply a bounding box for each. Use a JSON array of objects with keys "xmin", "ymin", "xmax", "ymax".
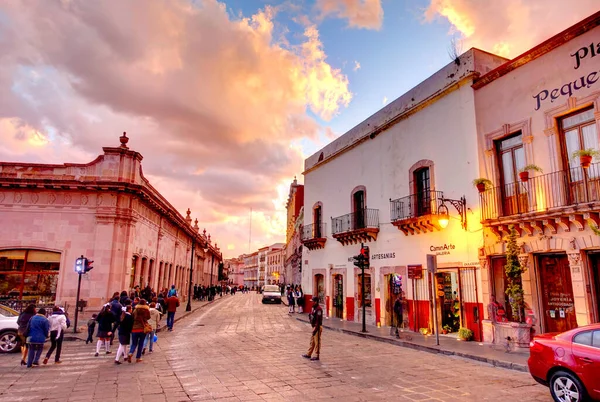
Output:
[{"xmin": 0, "ymin": 0, "xmax": 598, "ymax": 258}]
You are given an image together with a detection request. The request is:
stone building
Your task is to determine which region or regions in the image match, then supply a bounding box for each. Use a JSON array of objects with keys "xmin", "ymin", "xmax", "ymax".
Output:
[{"xmin": 0, "ymin": 133, "xmax": 222, "ymax": 309}]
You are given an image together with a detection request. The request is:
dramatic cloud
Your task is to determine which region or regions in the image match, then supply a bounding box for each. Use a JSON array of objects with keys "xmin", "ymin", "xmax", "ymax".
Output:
[
  {"xmin": 425, "ymin": 0, "xmax": 600, "ymax": 57},
  {"xmin": 0, "ymin": 0, "xmax": 352, "ymax": 257},
  {"xmin": 316, "ymin": 0, "xmax": 384, "ymax": 30}
]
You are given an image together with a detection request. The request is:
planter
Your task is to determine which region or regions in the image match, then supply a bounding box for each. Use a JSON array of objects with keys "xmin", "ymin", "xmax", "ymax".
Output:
[
  {"xmin": 580, "ymin": 155, "xmax": 593, "ymax": 168},
  {"xmin": 476, "ymin": 183, "xmax": 486, "ymax": 193},
  {"xmin": 519, "ymin": 171, "xmax": 529, "ymax": 182},
  {"xmin": 491, "ymin": 321, "xmax": 531, "ymax": 349}
]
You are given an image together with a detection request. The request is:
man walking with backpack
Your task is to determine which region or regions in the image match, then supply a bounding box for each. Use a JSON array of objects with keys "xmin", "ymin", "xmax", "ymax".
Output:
[
  {"xmin": 165, "ymin": 292, "xmax": 180, "ymax": 331},
  {"xmin": 302, "ymin": 296, "xmax": 323, "ymax": 361}
]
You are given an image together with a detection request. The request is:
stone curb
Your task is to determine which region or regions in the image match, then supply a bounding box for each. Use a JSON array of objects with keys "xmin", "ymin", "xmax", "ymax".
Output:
[{"xmin": 295, "ymin": 317, "xmax": 528, "ymax": 373}]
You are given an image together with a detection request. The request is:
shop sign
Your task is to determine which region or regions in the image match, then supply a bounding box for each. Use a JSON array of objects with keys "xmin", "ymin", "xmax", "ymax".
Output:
[
  {"xmin": 407, "ymin": 264, "xmax": 423, "ymax": 279},
  {"xmin": 429, "ymin": 243, "xmax": 455, "ymax": 256},
  {"xmin": 371, "ymin": 252, "xmax": 396, "ymax": 260},
  {"xmin": 533, "ymin": 41, "xmax": 600, "ymax": 111}
]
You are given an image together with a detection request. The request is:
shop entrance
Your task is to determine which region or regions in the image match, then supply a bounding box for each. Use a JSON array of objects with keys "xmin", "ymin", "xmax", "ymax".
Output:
[
  {"xmin": 538, "ymin": 254, "xmax": 578, "ymax": 333},
  {"xmin": 435, "ymin": 270, "xmax": 461, "ymax": 334},
  {"xmin": 314, "ymin": 274, "xmax": 324, "ymax": 304},
  {"xmin": 333, "ymin": 274, "xmax": 343, "ymax": 319},
  {"xmin": 384, "ymin": 274, "xmax": 403, "ymax": 326},
  {"xmin": 588, "ymin": 253, "xmax": 600, "ymax": 323}
]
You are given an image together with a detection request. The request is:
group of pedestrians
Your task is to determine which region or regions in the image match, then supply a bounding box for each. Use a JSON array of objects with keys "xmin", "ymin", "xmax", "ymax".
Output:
[
  {"xmin": 16, "ymin": 304, "xmax": 70, "ymax": 368},
  {"xmin": 89, "ymin": 286, "xmax": 181, "ymax": 364},
  {"xmin": 286, "ymin": 285, "xmax": 304, "ymax": 314}
]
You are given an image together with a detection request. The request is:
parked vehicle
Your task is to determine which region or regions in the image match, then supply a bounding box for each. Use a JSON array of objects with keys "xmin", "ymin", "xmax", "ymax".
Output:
[
  {"xmin": 262, "ymin": 285, "xmax": 282, "ymax": 304},
  {"xmin": 528, "ymin": 323, "xmax": 600, "ymax": 402},
  {"xmin": 0, "ymin": 304, "xmax": 20, "ymax": 353}
]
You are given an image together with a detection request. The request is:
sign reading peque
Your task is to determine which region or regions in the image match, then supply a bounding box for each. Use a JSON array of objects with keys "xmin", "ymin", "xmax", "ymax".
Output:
[{"xmin": 533, "ymin": 40, "xmax": 600, "ymax": 111}]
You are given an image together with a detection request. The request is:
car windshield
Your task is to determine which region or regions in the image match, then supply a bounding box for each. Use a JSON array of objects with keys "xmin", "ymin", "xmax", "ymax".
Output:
[
  {"xmin": 264, "ymin": 285, "xmax": 279, "ymax": 292},
  {"xmin": 0, "ymin": 305, "xmax": 19, "ymax": 317}
]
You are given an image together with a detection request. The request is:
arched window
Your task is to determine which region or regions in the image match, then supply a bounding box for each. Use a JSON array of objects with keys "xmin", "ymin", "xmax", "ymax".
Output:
[
  {"xmin": 0, "ymin": 249, "xmax": 60, "ymax": 303},
  {"xmin": 313, "ymin": 202, "xmax": 323, "ymax": 238},
  {"xmin": 351, "ymin": 186, "xmax": 366, "ymax": 229}
]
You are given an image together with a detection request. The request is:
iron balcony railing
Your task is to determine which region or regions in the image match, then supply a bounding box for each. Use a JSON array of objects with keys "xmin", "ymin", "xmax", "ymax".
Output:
[
  {"xmin": 331, "ymin": 208, "xmax": 379, "ymax": 235},
  {"xmin": 390, "ymin": 190, "xmax": 444, "ymax": 222},
  {"xmin": 302, "ymin": 222, "xmax": 327, "ymax": 240},
  {"xmin": 480, "ymin": 162, "xmax": 600, "ymax": 220}
]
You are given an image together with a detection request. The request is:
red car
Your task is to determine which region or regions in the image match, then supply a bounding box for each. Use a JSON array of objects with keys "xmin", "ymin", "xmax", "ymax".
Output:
[{"xmin": 528, "ymin": 324, "xmax": 600, "ymax": 402}]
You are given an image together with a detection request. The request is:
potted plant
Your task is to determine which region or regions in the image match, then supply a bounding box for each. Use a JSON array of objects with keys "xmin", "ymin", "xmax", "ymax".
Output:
[
  {"xmin": 458, "ymin": 327, "xmax": 473, "ymax": 341},
  {"xmin": 442, "ymin": 324, "xmax": 452, "ymax": 334},
  {"xmin": 518, "ymin": 164, "xmax": 543, "ymax": 182},
  {"xmin": 472, "ymin": 178, "xmax": 493, "ymax": 193},
  {"xmin": 572, "ymin": 148, "xmax": 600, "ymax": 169}
]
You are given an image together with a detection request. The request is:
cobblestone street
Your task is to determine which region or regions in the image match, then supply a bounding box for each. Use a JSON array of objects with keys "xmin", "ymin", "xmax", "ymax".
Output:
[{"xmin": 0, "ymin": 294, "xmax": 551, "ymax": 402}]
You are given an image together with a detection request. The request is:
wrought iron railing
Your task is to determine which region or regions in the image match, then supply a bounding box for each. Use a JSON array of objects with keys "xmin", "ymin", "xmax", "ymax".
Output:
[
  {"xmin": 331, "ymin": 208, "xmax": 379, "ymax": 235},
  {"xmin": 480, "ymin": 162, "xmax": 600, "ymax": 220},
  {"xmin": 390, "ymin": 190, "xmax": 444, "ymax": 222},
  {"xmin": 302, "ymin": 223, "xmax": 326, "ymax": 240}
]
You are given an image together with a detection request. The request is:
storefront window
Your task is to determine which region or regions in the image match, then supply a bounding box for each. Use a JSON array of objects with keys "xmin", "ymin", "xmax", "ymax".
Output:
[
  {"xmin": 0, "ymin": 249, "xmax": 60, "ymax": 303},
  {"xmin": 358, "ymin": 273, "xmax": 372, "ymax": 308}
]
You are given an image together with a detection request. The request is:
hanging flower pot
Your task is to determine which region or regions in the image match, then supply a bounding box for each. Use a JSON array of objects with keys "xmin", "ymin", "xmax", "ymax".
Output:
[
  {"xmin": 580, "ymin": 155, "xmax": 593, "ymax": 168},
  {"xmin": 476, "ymin": 183, "xmax": 486, "ymax": 193},
  {"xmin": 472, "ymin": 178, "xmax": 492, "ymax": 193},
  {"xmin": 519, "ymin": 171, "xmax": 529, "ymax": 182}
]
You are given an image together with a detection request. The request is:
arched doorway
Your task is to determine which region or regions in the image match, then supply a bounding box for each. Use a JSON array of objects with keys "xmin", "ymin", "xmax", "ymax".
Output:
[
  {"xmin": 0, "ymin": 249, "xmax": 60, "ymax": 304},
  {"xmin": 333, "ymin": 274, "xmax": 343, "ymax": 319}
]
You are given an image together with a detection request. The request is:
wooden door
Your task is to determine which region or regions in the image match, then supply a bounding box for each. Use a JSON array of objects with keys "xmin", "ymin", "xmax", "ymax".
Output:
[{"xmin": 538, "ymin": 254, "xmax": 578, "ymax": 333}]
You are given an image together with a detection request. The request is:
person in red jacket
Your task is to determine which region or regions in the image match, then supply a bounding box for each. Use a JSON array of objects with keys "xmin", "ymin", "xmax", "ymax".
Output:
[{"xmin": 165, "ymin": 294, "xmax": 180, "ymax": 331}]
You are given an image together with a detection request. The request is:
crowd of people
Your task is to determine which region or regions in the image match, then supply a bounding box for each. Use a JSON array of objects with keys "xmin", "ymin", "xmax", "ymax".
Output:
[{"xmin": 285, "ymin": 284, "xmax": 304, "ymax": 314}]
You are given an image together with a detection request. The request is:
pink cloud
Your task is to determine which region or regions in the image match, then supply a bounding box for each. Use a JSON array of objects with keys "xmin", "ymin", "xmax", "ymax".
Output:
[
  {"xmin": 316, "ymin": 0, "xmax": 384, "ymax": 30},
  {"xmin": 425, "ymin": 0, "xmax": 600, "ymax": 57},
  {"xmin": 0, "ymin": 0, "xmax": 352, "ymax": 257}
]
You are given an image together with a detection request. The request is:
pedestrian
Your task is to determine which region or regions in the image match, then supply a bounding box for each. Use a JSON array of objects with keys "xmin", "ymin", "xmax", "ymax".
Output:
[
  {"xmin": 167, "ymin": 284, "xmax": 177, "ymax": 297},
  {"xmin": 157, "ymin": 292, "xmax": 167, "ymax": 312},
  {"xmin": 95, "ymin": 304, "xmax": 115, "ymax": 356},
  {"xmin": 43, "ymin": 306, "xmax": 68, "ymax": 364},
  {"xmin": 128, "ymin": 299, "xmax": 151, "ymax": 363},
  {"xmin": 119, "ymin": 290, "xmax": 130, "ymax": 305},
  {"xmin": 142, "ymin": 284, "xmax": 152, "ymax": 303},
  {"xmin": 287, "ymin": 287, "xmax": 295, "ymax": 313},
  {"xmin": 143, "ymin": 302, "xmax": 162, "ymax": 355},
  {"xmin": 296, "ymin": 286, "xmax": 304, "ymax": 313},
  {"xmin": 165, "ymin": 292, "xmax": 180, "ymax": 331},
  {"xmin": 86, "ymin": 313, "xmax": 97, "ymax": 344},
  {"xmin": 26, "ymin": 308, "xmax": 49, "ymax": 368},
  {"xmin": 393, "ymin": 293, "xmax": 404, "ymax": 336},
  {"xmin": 114, "ymin": 305, "xmax": 133, "ymax": 364},
  {"xmin": 302, "ymin": 296, "xmax": 323, "ymax": 361},
  {"xmin": 109, "ymin": 296, "xmax": 122, "ymax": 345},
  {"xmin": 17, "ymin": 304, "xmax": 36, "ymax": 366}
]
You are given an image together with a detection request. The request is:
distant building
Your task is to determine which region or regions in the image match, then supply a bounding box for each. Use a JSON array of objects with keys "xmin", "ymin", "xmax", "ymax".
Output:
[
  {"xmin": 0, "ymin": 133, "xmax": 222, "ymax": 309},
  {"xmin": 243, "ymin": 252, "xmax": 258, "ymax": 288},
  {"xmin": 266, "ymin": 243, "xmax": 285, "ymax": 284},
  {"xmin": 225, "ymin": 256, "xmax": 245, "ymax": 286},
  {"xmin": 284, "ymin": 177, "xmax": 304, "ymax": 286}
]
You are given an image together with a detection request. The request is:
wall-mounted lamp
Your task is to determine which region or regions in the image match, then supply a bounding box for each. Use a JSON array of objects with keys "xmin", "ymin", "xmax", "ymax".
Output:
[{"xmin": 438, "ymin": 196, "xmax": 467, "ymax": 230}]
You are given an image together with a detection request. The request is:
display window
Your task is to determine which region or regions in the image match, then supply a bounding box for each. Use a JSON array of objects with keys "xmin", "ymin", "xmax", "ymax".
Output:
[
  {"xmin": 358, "ymin": 273, "xmax": 372, "ymax": 308},
  {"xmin": 0, "ymin": 249, "xmax": 60, "ymax": 304}
]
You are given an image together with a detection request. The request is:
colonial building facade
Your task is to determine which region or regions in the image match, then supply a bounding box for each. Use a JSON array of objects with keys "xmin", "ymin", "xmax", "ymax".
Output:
[
  {"xmin": 0, "ymin": 133, "xmax": 222, "ymax": 309},
  {"xmin": 243, "ymin": 252, "xmax": 258, "ymax": 288},
  {"xmin": 301, "ymin": 49, "xmax": 507, "ymax": 341},
  {"xmin": 284, "ymin": 178, "xmax": 304, "ymax": 287},
  {"xmin": 475, "ymin": 12, "xmax": 600, "ymax": 344},
  {"xmin": 266, "ymin": 244, "xmax": 284, "ymax": 284}
]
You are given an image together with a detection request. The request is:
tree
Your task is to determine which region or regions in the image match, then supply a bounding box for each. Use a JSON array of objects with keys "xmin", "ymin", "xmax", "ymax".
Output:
[
  {"xmin": 505, "ymin": 225, "xmax": 526, "ymax": 322},
  {"xmin": 217, "ymin": 262, "xmax": 227, "ymax": 282}
]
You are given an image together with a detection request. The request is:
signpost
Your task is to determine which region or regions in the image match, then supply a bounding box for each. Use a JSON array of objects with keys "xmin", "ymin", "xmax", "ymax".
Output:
[
  {"xmin": 73, "ymin": 255, "xmax": 93, "ymax": 333},
  {"xmin": 427, "ymin": 254, "xmax": 439, "ymax": 346}
]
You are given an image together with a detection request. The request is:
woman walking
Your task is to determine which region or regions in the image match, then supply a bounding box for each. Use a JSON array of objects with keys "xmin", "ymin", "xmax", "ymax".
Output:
[
  {"xmin": 287, "ymin": 287, "xmax": 295, "ymax": 313},
  {"xmin": 114, "ymin": 305, "xmax": 133, "ymax": 364},
  {"xmin": 128, "ymin": 299, "xmax": 150, "ymax": 363},
  {"xmin": 43, "ymin": 306, "xmax": 68, "ymax": 364},
  {"xmin": 17, "ymin": 304, "xmax": 36, "ymax": 366},
  {"xmin": 26, "ymin": 308, "xmax": 49, "ymax": 368},
  {"xmin": 296, "ymin": 286, "xmax": 304, "ymax": 313},
  {"xmin": 143, "ymin": 302, "xmax": 162, "ymax": 355},
  {"xmin": 95, "ymin": 304, "xmax": 115, "ymax": 356}
]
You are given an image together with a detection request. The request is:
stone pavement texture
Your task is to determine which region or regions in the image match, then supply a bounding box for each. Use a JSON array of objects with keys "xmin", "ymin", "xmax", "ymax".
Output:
[{"xmin": 0, "ymin": 293, "xmax": 551, "ymax": 402}]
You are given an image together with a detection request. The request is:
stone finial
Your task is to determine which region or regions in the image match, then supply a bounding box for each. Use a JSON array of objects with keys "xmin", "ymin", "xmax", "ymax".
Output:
[
  {"xmin": 208, "ymin": 234, "xmax": 211, "ymax": 244},
  {"xmin": 193, "ymin": 218, "xmax": 199, "ymax": 231},
  {"xmin": 185, "ymin": 208, "xmax": 192, "ymax": 224},
  {"xmin": 203, "ymin": 228, "xmax": 207, "ymax": 237},
  {"xmin": 120, "ymin": 132, "xmax": 129, "ymax": 148},
  {"xmin": 293, "ymin": 176, "xmax": 297, "ymax": 185}
]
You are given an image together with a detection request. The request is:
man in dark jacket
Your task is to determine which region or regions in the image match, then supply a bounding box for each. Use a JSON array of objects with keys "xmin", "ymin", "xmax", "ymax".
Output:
[
  {"xmin": 109, "ymin": 297, "xmax": 122, "ymax": 345},
  {"xmin": 165, "ymin": 294, "xmax": 180, "ymax": 331},
  {"xmin": 302, "ymin": 297, "xmax": 323, "ymax": 361}
]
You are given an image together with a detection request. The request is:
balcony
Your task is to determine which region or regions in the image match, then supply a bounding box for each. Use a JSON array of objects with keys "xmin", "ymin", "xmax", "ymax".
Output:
[
  {"xmin": 331, "ymin": 208, "xmax": 379, "ymax": 246},
  {"xmin": 301, "ymin": 223, "xmax": 327, "ymax": 250},
  {"xmin": 479, "ymin": 163, "xmax": 600, "ymax": 238},
  {"xmin": 390, "ymin": 190, "xmax": 444, "ymax": 235}
]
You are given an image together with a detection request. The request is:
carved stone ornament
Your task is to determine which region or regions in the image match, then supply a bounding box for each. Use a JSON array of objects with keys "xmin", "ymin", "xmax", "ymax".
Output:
[
  {"xmin": 0, "ymin": 193, "xmax": 4, "ymax": 203},
  {"xmin": 478, "ymin": 257, "xmax": 489, "ymax": 271},
  {"xmin": 48, "ymin": 193, "xmax": 56, "ymax": 204},
  {"xmin": 97, "ymin": 195, "xmax": 103, "ymax": 206},
  {"xmin": 81, "ymin": 195, "xmax": 89, "ymax": 205},
  {"xmin": 518, "ymin": 254, "xmax": 529, "ymax": 269},
  {"xmin": 14, "ymin": 193, "xmax": 22, "ymax": 203},
  {"xmin": 567, "ymin": 252, "xmax": 582, "ymax": 267},
  {"xmin": 64, "ymin": 194, "xmax": 72, "ymax": 205}
]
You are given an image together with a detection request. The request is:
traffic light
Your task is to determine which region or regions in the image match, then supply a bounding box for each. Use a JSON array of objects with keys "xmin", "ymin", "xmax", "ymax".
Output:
[
  {"xmin": 360, "ymin": 245, "xmax": 370, "ymax": 268},
  {"xmin": 84, "ymin": 259, "xmax": 94, "ymax": 273},
  {"xmin": 353, "ymin": 254, "xmax": 365, "ymax": 268},
  {"xmin": 74, "ymin": 257, "xmax": 85, "ymax": 274}
]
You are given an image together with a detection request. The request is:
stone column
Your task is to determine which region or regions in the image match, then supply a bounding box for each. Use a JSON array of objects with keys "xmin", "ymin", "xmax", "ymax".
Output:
[{"xmin": 567, "ymin": 251, "xmax": 589, "ymax": 327}]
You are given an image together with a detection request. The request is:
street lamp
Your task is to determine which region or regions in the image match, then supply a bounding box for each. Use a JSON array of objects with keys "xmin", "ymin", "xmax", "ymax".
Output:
[
  {"xmin": 186, "ymin": 241, "xmax": 195, "ymax": 312},
  {"xmin": 437, "ymin": 196, "xmax": 467, "ymax": 230}
]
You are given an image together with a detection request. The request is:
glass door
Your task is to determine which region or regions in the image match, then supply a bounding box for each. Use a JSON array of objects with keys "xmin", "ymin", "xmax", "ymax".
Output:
[
  {"xmin": 414, "ymin": 168, "xmax": 431, "ymax": 216},
  {"xmin": 496, "ymin": 134, "xmax": 525, "ymax": 215}
]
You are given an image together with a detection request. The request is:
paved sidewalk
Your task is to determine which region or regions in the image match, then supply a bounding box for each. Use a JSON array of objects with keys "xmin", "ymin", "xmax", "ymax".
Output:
[{"xmin": 295, "ymin": 315, "xmax": 531, "ymax": 372}]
